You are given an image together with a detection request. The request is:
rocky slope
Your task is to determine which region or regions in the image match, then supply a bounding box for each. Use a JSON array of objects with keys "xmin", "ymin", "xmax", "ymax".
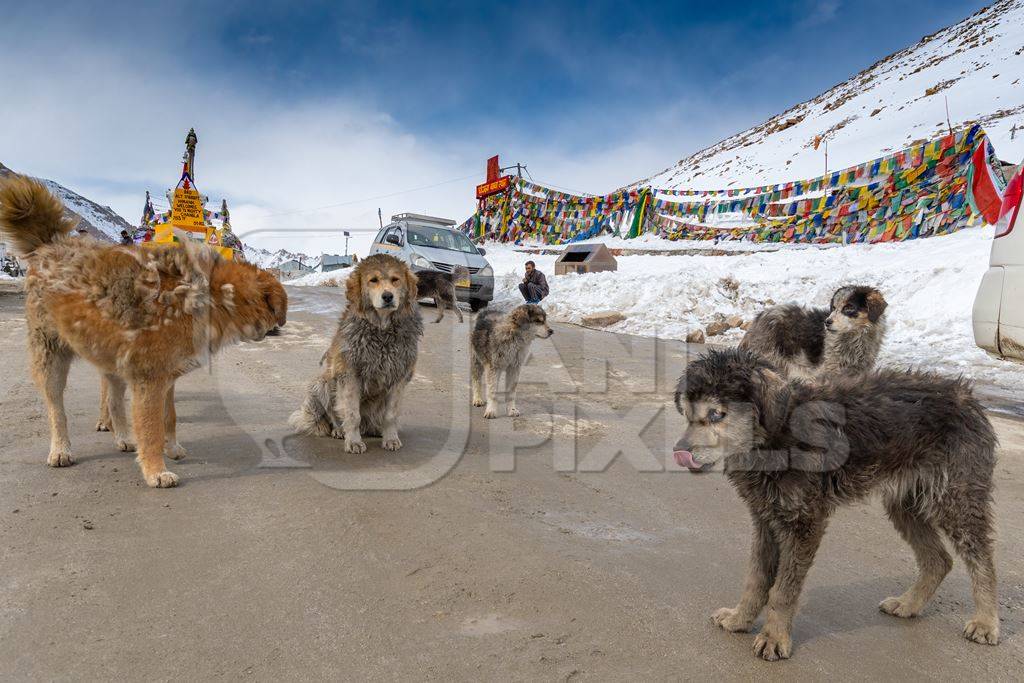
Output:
[{"xmin": 0, "ymin": 161, "xmax": 132, "ymax": 242}]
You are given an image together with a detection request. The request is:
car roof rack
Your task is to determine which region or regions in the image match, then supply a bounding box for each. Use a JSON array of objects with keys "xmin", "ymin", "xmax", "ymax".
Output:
[{"xmin": 390, "ymin": 213, "xmax": 456, "ymax": 227}]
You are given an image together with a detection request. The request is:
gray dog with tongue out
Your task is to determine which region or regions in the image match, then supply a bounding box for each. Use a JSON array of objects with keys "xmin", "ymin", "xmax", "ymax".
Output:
[{"xmin": 672, "ymin": 348, "xmax": 1000, "ymax": 661}]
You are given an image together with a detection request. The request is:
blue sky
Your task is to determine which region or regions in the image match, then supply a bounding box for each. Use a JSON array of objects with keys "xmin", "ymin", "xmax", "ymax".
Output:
[{"xmin": 0, "ymin": 0, "xmax": 988, "ymax": 251}]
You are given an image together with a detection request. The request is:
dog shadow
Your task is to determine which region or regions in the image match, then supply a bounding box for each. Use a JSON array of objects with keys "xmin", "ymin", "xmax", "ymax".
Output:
[
  {"xmin": 280, "ymin": 423, "xmax": 461, "ymax": 471},
  {"xmin": 699, "ymin": 575, "xmax": 1019, "ymax": 667},
  {"xmin": 792, "ymin": 574, "xmax": 1021, "ymax": 646},
  {"xmin": 70, "ymin": 367, "xmax": 466, "ymax": 487}
]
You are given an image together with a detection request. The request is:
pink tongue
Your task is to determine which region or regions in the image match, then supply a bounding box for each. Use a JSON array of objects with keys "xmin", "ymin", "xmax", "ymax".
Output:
[{"xmin": 674, "ymin": 450, "xmax": 700, "ymax": 470}]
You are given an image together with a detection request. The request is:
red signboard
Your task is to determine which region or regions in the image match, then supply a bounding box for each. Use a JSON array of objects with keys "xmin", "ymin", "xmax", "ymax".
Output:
[
  {"xmin": 486, "ymin": 155, "xmax": 500, "ymax": 183},
  {"xmin": 476, "ymin": 175, "xmax": 512, "ymax": 199}
]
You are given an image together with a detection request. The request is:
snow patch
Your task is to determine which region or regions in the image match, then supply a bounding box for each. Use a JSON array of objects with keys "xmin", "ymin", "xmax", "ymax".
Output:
[
  {"xmin": 482, "ymin": 227, "xmax": 1024, "ymax": 393},
  {"xmin": 288, "ymin": 268, "xmax": 354, "ymax": 287}
]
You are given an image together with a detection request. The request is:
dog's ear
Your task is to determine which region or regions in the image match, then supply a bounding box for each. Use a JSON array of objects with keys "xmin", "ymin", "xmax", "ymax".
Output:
[
  {"xmin": 508, "ymin": 306, "xmax": 529, "ymax": 327},
  {"xmin": 865, "ymin": 290, "xmax": 887, "ymax": 322},
  {"xmin": 673, "ymin": 374, "xmax": 687, "ymax": 415},
  {"xmin": 345, "ymin": 268, "xmax": 365, "ymax": 315},
  {"xmin": 751, "ymin": 366, "xmax": 790, "ymax": 435},
  {"xmin": 403, "ymin": 266, "xmax": 418, "ymax": 311},
  {"xmin": 263, "ymin": 280, "xmax": 288, "ymax": 326}
]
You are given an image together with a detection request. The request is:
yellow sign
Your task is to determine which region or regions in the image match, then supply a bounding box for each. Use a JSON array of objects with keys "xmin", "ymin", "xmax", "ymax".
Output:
[
  {"xmin": 154, "ymin": 223, "xmax": 176, "ymax": 243},
  {"xmin": 171, "ymin": 187, "xmax": 206, "ymax": 231}
]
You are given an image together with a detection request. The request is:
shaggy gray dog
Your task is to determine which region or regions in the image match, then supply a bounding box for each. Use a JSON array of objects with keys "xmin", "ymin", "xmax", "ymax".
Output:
[
  {"xmin": 471, "ymin": 304, "xmax": 552, "ymax": 418},
  {"xmin": 674, "ymin": 349, "xmax": 999, "ymax": 661},
  {"xmin": 739, "ymin": 285, "xmax": 887, "ymax": 378},
  {"xmin": 290, "ymin": 254, "xmax": 422, "ymax": 453}
]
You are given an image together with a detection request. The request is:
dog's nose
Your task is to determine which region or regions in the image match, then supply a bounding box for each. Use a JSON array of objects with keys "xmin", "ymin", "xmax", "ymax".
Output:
[
  {"xmin": 824, "ymin": 318, "xmax": 834, "ymax": 329},
  {"xmin": 382, "ymin": 291, "xmax": 394, "ymax": 304}
]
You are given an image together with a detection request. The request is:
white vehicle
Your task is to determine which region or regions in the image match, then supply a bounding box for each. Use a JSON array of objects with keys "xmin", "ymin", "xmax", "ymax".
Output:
[
  {"xmin": 973, "ymin": 164, "xmax": 1024, "ymax": 361},
  {"xmin": 369, "ymin": 213, "xmax": 494, "ymax": 311}
]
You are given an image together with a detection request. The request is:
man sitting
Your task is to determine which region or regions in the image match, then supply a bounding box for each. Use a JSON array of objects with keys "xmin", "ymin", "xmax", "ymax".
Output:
[{"xmin": 518, "ymin": 260, "xmax": 549, "ymax": 304}]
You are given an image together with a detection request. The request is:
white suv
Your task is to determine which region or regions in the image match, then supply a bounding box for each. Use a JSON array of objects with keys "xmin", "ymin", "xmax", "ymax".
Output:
[{"xmin": 974, "ymin": 165, "xmax": 1024, "ymax": 361}]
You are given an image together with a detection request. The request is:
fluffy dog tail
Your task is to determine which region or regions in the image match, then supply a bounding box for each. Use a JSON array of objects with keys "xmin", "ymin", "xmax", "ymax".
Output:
[
  {"xmin": 0, "ymin": 175, "xmax": 78, "ymax": 257},
  {"xmin": 288, "ymin": 377, "xmax": 335, "ymax": 436}
]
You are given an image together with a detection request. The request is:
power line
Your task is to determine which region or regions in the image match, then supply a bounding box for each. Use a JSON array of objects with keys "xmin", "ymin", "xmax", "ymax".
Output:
[
  {"xmin": 527, "ymin": 176, "xmax": 593, "ymax": 197},
  {"xmin": 258, "ymin": 172, "xmax": 479, "ymax": 218}
]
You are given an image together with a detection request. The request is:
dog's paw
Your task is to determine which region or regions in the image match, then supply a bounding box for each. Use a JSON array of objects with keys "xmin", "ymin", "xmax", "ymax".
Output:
[
  {"xmin": 753, "ymin": 628, "xmax": 792, "ymax": 662},
  {"xmin": 95, "ymin": 420, "xmax": 111, "ymax": 432},
  {"xmin": 115, "ymin": 437, "xmax": 136, "ymax": 453},
  {"xmin": 507, "ymin": 406, "xmax": 521, "ymax": 417},
  {"xmin": 145, "ymin": 471, "xmax": 180, "ymax": 488},
  {"xmin": 382, "ymin": 437, "xmax": 402, "ymax": 451},
  {"xmin": 330, "ymin": 427, "xmax": 345, "ymax": 440},
  {"xmin": 345, "ymin": 439, "xmax": 367, "ymax": 454},
  {"xmin": 879, "ymin": 595, "xmax": 919, "ymax": 618},
  {"xmin": 472, "ymin": 397, "xmax": 485, "ymax": 407},
  {"xmin": 165, "ymin": 442, "xmax": 188, "ymax": 460},
  {"xmin": 711, "ymin": 607, "xmax": 753, "ymax": 633},
  {"xmin": 47, "ymin": 449, "xmax": 75, "ymax": 467},
  {"xmin": 483, "ymin": 407, "xmax": 498, "ymax": 419},
  {"xmin": 963, "ymin": 617, "xmax": 1000, "ymax": 645}
]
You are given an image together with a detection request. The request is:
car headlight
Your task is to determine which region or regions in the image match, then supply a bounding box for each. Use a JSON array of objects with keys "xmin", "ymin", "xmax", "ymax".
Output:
[
  {"xmin": 478, "ymin": 264, "xmax": 493, "ymax": 277},
  {"xmin": 411, "ymin": 254, "xmax": 431, "ymax": 269}
]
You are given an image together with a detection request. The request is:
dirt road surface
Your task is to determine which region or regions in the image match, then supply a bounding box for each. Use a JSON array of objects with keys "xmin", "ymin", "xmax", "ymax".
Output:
[{"xmin": 2, "ymin": 284, "xmax": 1023, "ymax": 680}]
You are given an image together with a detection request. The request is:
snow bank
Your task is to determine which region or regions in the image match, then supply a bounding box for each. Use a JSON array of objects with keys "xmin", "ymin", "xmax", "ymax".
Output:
[
  {"xmin": 483, "ymin": 227, "xmax": 1024, "ymax": 393},
  {"xmin": 288, "ymin": 268, "xmax": 353, "ymax": 287}
]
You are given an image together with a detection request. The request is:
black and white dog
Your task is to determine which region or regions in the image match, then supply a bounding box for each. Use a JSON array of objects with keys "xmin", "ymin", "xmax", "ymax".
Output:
[
  {"xmin": 674, "ymin": 348, "xmax": 999, "ymax": 660},
  {"xmin": 739, "ymin": 285, "xmax": 887, "ymax": 378}
]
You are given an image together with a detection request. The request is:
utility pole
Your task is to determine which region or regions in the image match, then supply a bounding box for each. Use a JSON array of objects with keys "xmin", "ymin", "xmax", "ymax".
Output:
[
  {"xmin": 501, "ymin": 162, "xmax": 527, "ymax": 179},
  {"xmin": 343, "ymin": 230, "xmax": 351, "ymax": 257},
  {"xmin": 378, "ymin": 208, "xmax": 383, "ymax": 229}
]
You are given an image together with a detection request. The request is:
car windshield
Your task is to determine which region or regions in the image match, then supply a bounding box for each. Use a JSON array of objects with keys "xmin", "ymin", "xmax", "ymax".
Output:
[{"xmin": 407, "ymin": 225, "xmax": 477, "ymax": 253}]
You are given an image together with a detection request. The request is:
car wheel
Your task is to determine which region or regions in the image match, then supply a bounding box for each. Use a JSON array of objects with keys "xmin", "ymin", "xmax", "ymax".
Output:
[{"xmin": 469, "ymin": 299, "xmax": 487, "ymax": 312}]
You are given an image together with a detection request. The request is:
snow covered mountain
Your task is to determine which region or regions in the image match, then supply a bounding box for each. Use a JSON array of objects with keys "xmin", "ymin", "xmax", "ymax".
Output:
[
  {"xmin": 0, "ymin": 161, "xmax": 132, "ymax": 242},
  {"xmin": 640, "ymin": 0, "xmax": 1024, "ymax": 191},
  {"xmin": 242, "ymin": 245, "xmax": 312, "ymax": 269}
]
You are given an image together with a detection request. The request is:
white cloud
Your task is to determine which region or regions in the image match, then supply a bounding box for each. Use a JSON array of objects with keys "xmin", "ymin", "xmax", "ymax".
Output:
[
  {"xmin": 798, "ymin": 0, "xmax": 842, "ymax": 28},
  {"xmin": 0, "ymin": 11, "xmax": 747, "ymax": 256}
]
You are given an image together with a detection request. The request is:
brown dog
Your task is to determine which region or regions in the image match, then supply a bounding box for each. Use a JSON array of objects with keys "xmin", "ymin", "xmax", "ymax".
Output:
[
  {"xmin": 415, "ymin": 269, "xmax": 464, "ymax": 323},
  {"xmin": 290, "ymin": 254, "xmax": 422, "ymax": 453},
  {"xmin": 0, "ymin": 175, "xmax": 287, "ymax": 487},
  {"xmin": 93, "ymin": 264, "xmax": 284, "ymax": 461}
]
